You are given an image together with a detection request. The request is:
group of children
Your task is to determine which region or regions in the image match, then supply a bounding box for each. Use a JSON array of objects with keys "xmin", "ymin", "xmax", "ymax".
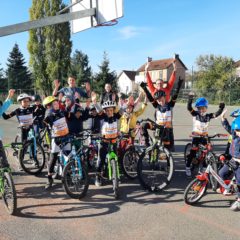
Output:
[{"xmin": 0, "ymin": 59, "xmax": 239, "ymax": 211}]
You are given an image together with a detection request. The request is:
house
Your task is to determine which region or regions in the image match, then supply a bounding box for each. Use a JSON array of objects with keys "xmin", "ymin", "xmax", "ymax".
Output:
[
  {"xmin": 117, "ymin": 70, "xmax": 138, "ymax": 94},
  {"xmin": 136, "ymin": 54, "xmax": 188, "ymax": 88},
  {"xmin": 235, "ymin": 60, "xmax": 240, "ymax": 78}
]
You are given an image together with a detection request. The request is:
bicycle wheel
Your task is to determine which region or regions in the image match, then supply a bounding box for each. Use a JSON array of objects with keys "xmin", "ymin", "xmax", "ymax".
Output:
[
  {"xmin": 110, "ymin": 159, "xmax": 119, "ymax": 199},
  {"xmin": 122, "ymin": 147, "xmax": 139, "ymax": 179},
  {"xmin": 184, "ymin": 143, "xmax": 192, "ymax": 163},
  {"xmin": 1, "ymin": 172, "xmax": 17, "ymax": 215},
  {"xmin": 62, "ymin": 160, "xmax": 89, "ymax": 199},
  {"xmin": 20, "ymin": 140, "xmax": 45, "ymax": 175},
  {"xmin": 137, "ymin": 146, "xmax": 174, "ymax": 192},
  {"xmin": 207, "ymin": 152, "xmax": 218, "ymax": 191},
  {"xmin": 184, "ymin": 178, "xmax": 207, "ymax": 205}
]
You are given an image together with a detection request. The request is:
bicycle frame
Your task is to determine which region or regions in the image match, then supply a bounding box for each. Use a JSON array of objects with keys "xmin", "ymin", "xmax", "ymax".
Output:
[
  {"xmin": 106, "ymin": 144, "xmax": 120, "ymax": 180},
  {"xmin": 0, "ymin": 168, "xmax": 11, "ymax": 194},
  {"xmin": 196, "ymin": 164, "xmax": 232, "ymax": 192}
]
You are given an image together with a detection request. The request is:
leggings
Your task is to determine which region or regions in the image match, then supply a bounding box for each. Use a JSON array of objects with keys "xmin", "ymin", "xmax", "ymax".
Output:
[{"xmin": 96, "ymin": 142, "xmax": 117, "ymax": 173}]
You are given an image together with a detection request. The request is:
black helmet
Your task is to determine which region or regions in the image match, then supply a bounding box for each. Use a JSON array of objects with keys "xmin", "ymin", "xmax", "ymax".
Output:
[
  {"xmin": 33, "ymin": 94, "xmax": 41, "ymax": 102},
  {"xmin": 154, "ymin": 90, "xmax": 166, "ymax": 99}
]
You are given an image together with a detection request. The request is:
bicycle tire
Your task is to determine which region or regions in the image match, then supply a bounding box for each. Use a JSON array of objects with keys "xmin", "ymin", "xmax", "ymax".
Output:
[
  {"xmin": 2, "ymin": 172, "xmax": 17, "ymax": 215},
  {"xmin": 184, "ymin": 143, "xmax": 192, "ymax": 163},
  {"xmin": 110, "ymin": 159, "xmax": 119, "ymax": 199},
  {"xmin": 62, "ymin": 160, "xmax": 89, "ymax": 199},
  {"xmin": 183, "ymin": 178, "xmax": 207, "ymax": 205},
  {"xmin": 137, "ymin": 146, "xmax": 174, "ymax": 192},
  {"xmin": 20, "ymin": 140, "xmax": 46, "ymax": 175},
  {"xmin": 122, "ymin": 147, "xmax": 139, "ymax": 179}
]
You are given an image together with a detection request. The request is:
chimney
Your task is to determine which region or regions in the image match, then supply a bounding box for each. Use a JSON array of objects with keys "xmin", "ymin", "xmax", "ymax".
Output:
[{"xmin": 174, "ymin": 53, "xmax": 179, "ymax": 59}]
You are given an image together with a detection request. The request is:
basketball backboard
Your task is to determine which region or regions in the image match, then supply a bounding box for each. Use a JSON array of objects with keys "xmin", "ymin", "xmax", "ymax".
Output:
[{"xmin": 71, "ymin": 0, "xmax": 123, "ymax": 34}]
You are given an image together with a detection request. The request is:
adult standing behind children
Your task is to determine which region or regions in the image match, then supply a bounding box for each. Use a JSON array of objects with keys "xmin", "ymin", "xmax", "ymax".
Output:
[
  {"xmin": 100, "ymin": 83, "xmax": 119, "ymax": 105},
  {"xmin": 52, "ymin": 76, "xmax": 89, "ymax": 100}
]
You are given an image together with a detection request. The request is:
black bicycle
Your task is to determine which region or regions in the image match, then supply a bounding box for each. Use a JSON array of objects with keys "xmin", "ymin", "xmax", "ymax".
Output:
[{"xmin": 137, "ymin": 118, "xmax": 174, "ymax": 192}]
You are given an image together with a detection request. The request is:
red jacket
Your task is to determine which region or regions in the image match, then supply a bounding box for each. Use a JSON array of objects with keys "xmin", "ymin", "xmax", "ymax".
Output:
[{"xmin": 146, "ymin": 70, "xmax": 176, "ymax": 102}]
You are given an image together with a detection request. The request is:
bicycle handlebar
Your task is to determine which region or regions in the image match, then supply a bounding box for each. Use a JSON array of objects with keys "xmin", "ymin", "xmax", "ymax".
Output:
[
  {"xmin": 138, "ymin": 118, "xmax": 165, "ymax": 129},
  {"xmin": 189, "ymin": 133, "xmax": 228, "ymax": 139}
]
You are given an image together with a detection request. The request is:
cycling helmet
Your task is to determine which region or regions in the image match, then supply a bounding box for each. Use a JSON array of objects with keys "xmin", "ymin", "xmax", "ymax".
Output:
[
  {"xmin": 43, "ymin": 96, "xmax": 57, "ymax": 107},
  {"xmin": 195, "ymin": 97, "xmax": 208, "ymax": 108},
  {"xmin": 17, "ymin": 93, "xmax": 32, "ymax": 102},
  {"xmin": 33, "ymin": 94, "xmax": 41, "ymax": 102},
  {"xmin": 231, "ymin": 117, "xmax": 240, "ymax": 130},
  {"xmin": 102, "ymin": 100, "xmax": 116, "ymax": 109},
  {"xmin": 230, "ymin": 109, "xmax": 240, "ymax": 118},
  {"xmin": 154, "ymin": 90, "xmax": 166, "ymax": 99}
]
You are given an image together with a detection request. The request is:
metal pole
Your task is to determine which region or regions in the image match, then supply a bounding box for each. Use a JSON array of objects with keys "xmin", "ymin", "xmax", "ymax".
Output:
[{"xmin": 0, "ymin": 9, "xmax": 96, "ymax": 37}]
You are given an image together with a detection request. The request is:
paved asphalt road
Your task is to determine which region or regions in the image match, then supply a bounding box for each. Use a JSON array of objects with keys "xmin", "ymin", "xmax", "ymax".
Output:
[{"xmin": 0, "ymin": 103, "xmax": 240, "ymax": 240}]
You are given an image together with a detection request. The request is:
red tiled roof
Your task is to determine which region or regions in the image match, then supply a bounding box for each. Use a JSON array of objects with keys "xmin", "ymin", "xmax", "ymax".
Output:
[{"xmin": 137, "ymin": 57, "xmax": 188, "ymax": 72}]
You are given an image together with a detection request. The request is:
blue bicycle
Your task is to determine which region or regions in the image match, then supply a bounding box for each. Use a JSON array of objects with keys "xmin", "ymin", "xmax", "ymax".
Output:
[{"xmin": 60, "ymin": 132, "xmax": 90, "ymax": 199}]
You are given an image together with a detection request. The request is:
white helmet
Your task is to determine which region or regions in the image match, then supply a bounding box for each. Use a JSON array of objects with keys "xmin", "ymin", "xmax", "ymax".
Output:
[
  {"xmin": 102, "ymin": 100, "xmax": 116, "ymax": 109},
  {"xmin": 17, "ymin": 93, "xmax": 32, "ymax": 102}
]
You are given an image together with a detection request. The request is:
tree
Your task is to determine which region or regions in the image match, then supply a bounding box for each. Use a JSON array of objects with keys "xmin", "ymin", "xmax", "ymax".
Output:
[
  {"xmin": 6, "ymin": 44, "xmax": 33, "ymax": 91},
  {"xmin": 0, "ymin": 63, "xmax": 8, "ymax": 90},
  {"xmin": 28, "ymin": 0, "xmax": 72, "ymax": 95},
  {"xmin": 93, "ymin": 52, "xmax": 118, "ymax": 94},
  {"xmin": 194, "ymin": 54, "xmax": 236, "ymax": 103},
  {"xmin": 69, "ymin": 50, "xmax": 92, "ymax": 86}
]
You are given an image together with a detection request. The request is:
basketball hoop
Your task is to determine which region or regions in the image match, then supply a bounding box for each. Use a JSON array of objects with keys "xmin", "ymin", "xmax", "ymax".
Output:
[{"xmin": 96, "ymin": 19, "xmax": 118, "ymax": 27}]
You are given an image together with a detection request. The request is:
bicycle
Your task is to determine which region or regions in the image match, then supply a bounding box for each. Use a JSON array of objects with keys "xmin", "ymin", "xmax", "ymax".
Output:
[
  {"xmin": 60, "ymin": 133, "xmax": 90, "ymax": 199},
  {"xmin": 184, "ymin": 134, "xmax": 228, "ymax": 189},
  {"xmin": 0, "ymin": 167, "xmax": 17, "ymax": 215},
  {"xmin": 98, "ymin": 137, "xmax": 121, "ymax": 199},
  {"xmin": 134, "ymin": 120, "xmax": 153, "ymax": 147},
  {"xmin": 119, "ymin": 132, "xmax": 140, "ymax": 180},
  {"xmin": 183, "ymin": 155, "xmax": 238, "ymax": 205},
  {"xmin": 7, "ymin": 125, "xmax": 46, "ymax": 175},
  {"xmin": 137, "ymin": 118, "xmax": 174, "ymax": 192}
]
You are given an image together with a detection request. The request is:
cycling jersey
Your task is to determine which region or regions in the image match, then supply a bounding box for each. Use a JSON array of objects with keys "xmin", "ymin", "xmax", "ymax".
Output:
[
  {"xmin": 3, "ymin": 106, "xmax": 35, "ymax": 127},
  {"xmin": 44, "ymin": 110, "xmax": 71, "ymax": 138},
  {"xmin": 120, "ymin": 103, "xmax": 147, "ymax": 135},
  {"xmin": 187, "ymin": 98, "xmax": 223, "ymax": 136}
]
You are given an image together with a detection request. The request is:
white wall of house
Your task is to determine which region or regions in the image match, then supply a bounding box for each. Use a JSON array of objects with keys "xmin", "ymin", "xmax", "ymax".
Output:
[
  {"xmin": 118, "ymin": 72, "xmax": 133, "ymax": 94},
  {"xmin": 236, "ymin": 67, "xmax": 240, "ymax": 78}
]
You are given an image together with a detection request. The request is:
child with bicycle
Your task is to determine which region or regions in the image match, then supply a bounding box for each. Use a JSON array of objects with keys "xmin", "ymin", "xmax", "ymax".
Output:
[
  {"xmin": 42, "ymin": 96, "xmax": 73, "ymax": 190},
  {"xmin": 140, "ymin": 76, "xmax": 183, "ymax": 151},
  {"xmin": 91, "ymin": 92, "xmax": 123, "ymax": 187},
  {"xmin": 186, "ymin": 93, "xmax": 225, "ymax": 177},
  {"xmin": 221, "ymin": 117, "xmax": 240, "ymax": 211},
  {"xmin": 32, "ymin": 94, "xmax": 46, "ymax": 137},
  {"xmin": 118, "ymin": 94, "xmax": 148, "ymax": 158},
  {"xmin": 2, "ymin": 93, "xmax": 36, "ymax": 143},
  {"xmin": 0, "ymin": 89, "xmax": 15, "ymax": 168}
]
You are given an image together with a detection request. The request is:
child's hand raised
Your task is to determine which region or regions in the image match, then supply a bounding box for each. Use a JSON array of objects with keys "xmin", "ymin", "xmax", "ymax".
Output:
[{"xmin": 221, "ymin": 109, "xmax": 227, "ymax": 121}]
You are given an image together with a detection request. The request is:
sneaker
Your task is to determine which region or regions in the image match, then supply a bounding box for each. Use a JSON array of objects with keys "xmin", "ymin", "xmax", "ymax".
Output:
[
  {"xmin": 230, "ymin": 200, "xmax": 240, "ymax": 211},
  {"xmin": 185, "ymin": 167, "xmax": 191, "ymax": 177},
  {"xmin": 95, "ymin": 175, "xmax": 102, "ymax": 187},
  {"xmin": 45, "ymin": 177, "xmax": 53, "ymax": 190},
  {"xmin": 216, "ymin": 188, "xmax": 232, "ymax": 196}
]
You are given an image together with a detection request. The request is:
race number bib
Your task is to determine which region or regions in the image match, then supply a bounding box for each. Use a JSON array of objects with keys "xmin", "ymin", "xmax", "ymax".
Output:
[
  {"xmin": 101, "ymin": 121, "xmax": 118, "ymax": 139},
  {"xmin": 18, "ymin": 114, "xmax": 33, "ymax": 127},
  {"xmin": 156, "ymin": 110, "xmax": 172, "ymax": 127},
  {"xmin": 193, "ymin": 118, "xmax": 209, "ymax": 135},
  {"xmin": 52, "ymin": 117, "xmax": 69, "ymax": 137}
]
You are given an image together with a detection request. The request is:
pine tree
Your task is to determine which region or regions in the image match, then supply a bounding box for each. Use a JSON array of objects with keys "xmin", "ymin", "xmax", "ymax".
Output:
[
  {"xmin": 93, "ymin": 52, "xmax": 118, "ymax": 94},
  {"xmin": 69, "ymin": 50, "xmax": 92, "ymax": 86},
  {"xmin": 28, "ymin": 0, "xmax": 72, "ymax": 95},
  {"xmin": 0, "ymin": 63, "xmax": 8, "ymax": 90},
  {"xmin": 6, "ymin": 44, "xmax": 33, "ymax": 91}
]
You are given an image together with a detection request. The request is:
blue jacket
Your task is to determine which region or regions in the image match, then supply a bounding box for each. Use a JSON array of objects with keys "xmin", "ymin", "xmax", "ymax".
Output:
[
  {"xmin": 230, "ymin": 136, "xmax": 240, "ymax": 159},
  {"xmin": 0, "ymin": 99, "xmax": 13, "ymax": 138}
]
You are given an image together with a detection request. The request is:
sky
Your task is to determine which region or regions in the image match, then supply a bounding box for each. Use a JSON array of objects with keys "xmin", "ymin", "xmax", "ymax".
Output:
[{"xmin": 0, "ymin": 0, "xmax": 240, "ymax": 74}]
